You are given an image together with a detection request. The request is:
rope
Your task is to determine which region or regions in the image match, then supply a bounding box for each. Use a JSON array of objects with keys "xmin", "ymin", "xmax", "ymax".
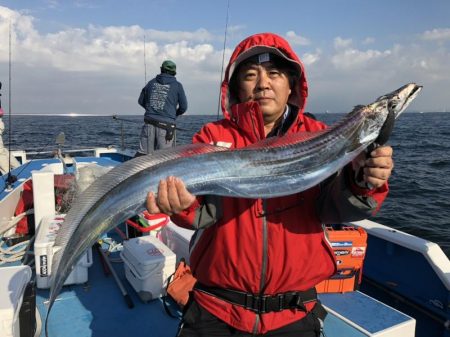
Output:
[
  {"xmin": 0, "ymin": 210, "xmax": 33, "ymax": 235},
  {"xmin": 0, "ymin": 209, "xmax": 35, "ymax": 264},
  {"xmin": 0, "ymin": 240, "xmax": 30, "ymax": 264}
]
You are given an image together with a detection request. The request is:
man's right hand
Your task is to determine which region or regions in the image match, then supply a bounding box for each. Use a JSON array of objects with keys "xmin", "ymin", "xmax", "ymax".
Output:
[{"xmin": 146, "ymin": 176, "xmax": 196, "ymax": 215}]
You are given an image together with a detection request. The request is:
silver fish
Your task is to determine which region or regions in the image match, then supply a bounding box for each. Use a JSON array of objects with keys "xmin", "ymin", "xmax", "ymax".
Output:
[{"xmin": 45, "ymin": 83, "xmax": 421, "ymax": 335}]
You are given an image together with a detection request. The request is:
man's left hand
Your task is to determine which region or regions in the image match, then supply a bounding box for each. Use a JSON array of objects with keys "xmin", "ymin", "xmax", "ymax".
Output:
[{"xmin": 352, "ymin": 145, "xmax": 394, "ymax": 188}]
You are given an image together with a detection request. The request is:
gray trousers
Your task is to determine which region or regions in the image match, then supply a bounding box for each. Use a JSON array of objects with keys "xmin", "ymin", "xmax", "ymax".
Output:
[{"xmin": 139, "ymin": 124, "xmax": 174, "ymax": 154}]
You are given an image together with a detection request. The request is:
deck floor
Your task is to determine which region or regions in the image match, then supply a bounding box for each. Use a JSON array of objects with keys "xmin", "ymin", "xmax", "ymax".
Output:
[{"xmin": 38, "ymin": 248, "xmax": 180, "ymax": 337}]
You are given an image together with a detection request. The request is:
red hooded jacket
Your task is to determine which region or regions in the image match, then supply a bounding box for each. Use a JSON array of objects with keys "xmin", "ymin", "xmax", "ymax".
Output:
[{"xmin": 172, "ymin": 32, "xmax": 388, "ymax": 334}]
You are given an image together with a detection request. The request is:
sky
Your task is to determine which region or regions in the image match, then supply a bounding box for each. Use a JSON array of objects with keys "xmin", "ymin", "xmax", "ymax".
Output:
[{"xmin": 0, "ymin": 0, "xmax": 449, "ymax": 116}]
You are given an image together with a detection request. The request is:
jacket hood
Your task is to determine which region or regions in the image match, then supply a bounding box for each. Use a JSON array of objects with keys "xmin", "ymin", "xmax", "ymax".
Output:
[
  {"xmin": 156, "ymin": 73, "xmax": 177, "ymax": 85},
  {"xmin": 221, "ymin": 32, "xmax": 308, "ymax": 119}
]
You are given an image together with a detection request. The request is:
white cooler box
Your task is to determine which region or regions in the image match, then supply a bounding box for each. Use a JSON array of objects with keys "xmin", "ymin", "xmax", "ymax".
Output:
[
  {"xmin": 121, "ymin": 235, "xmax": 176, "ymax": 302},
  {"xmin": 160, "ymin": 222, "xmax": 195, "ymax": 264},
  {"xmin": 34, "ymin": 215, "xmax": 93, "ymax": 289},
  {"xmin": 0, "ymin": 266, "xmax": 32, "ymax": 337}
]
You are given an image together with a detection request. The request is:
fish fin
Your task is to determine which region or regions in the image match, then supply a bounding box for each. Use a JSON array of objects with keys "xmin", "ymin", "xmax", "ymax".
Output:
[{"xmin": 244, "ymin": 129, "xmax": 329, "ymax": 149}]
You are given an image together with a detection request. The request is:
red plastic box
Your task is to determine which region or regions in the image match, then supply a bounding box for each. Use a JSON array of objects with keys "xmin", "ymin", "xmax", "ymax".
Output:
[{"xmin": 316, "ymin": 225, "xmax": 367, "ymax": 293}]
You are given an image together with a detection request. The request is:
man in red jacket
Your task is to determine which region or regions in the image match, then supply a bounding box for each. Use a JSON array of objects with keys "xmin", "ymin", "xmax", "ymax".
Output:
[{"xmin": 147, "ymin": 33, "xmax": 393, "ymax": 337}]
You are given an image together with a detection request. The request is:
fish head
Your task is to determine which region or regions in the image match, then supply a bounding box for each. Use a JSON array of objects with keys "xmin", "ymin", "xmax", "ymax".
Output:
[
  {"xmin": 359, "ymin": 83, "xmax": 422, "ymax": 146},
  {"xmin": 375, "ymin": 83, "xmax": 423, "ymax": 119}
]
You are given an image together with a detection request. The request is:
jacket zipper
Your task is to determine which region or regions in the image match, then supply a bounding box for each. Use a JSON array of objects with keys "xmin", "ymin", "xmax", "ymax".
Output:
[{"xmin": 252, "ymin": 199, "xmax": 268, "ymax": 334}]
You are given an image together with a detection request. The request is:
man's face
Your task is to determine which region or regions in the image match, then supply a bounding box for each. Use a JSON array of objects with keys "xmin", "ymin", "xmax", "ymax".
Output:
[{"xmin": 236, "ymin": 61, "xmax": 292, "ymax": 124}]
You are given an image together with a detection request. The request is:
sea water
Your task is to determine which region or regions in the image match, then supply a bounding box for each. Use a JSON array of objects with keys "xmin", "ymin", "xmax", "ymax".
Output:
[{"xmin": 3, "ymin": 112, "xmax": 450, "ymax": 257}]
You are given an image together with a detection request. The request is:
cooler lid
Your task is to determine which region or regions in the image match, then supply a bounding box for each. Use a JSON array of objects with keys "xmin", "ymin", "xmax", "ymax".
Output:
[{"xmin": 123, "ymin": 236, "xmax": 175, "ymax": 267}]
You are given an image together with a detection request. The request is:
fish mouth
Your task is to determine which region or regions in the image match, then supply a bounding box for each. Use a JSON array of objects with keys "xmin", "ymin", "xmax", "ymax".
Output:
[{"xmin": 390, "ymin": 83, "xmax": 423, "ymax": 119}]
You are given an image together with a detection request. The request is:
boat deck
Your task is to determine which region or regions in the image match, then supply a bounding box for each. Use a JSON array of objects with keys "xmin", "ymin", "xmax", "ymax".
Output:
[
  {"xmin": 38, "ymin": 248, "xmax": 180, "ymax": 337},
  {"xmin": 37, "ymin": 246, "xmax": 416, "ymax": 337}
]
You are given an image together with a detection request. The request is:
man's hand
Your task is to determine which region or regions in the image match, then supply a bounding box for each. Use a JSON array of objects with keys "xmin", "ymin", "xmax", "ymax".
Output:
[
  {"xmin": 352, "ymin": 146, "xmax": 394, "ymax": 188},
  {"xmin": 146, "ymin": 176, "xmax": 196, "ymax": 215}
]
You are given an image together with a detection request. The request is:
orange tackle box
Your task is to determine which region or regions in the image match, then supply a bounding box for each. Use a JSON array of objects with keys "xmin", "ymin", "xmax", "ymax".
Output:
[{"xmin": 315, "ymin": 224, "xmax": 368, "ymax": 293}]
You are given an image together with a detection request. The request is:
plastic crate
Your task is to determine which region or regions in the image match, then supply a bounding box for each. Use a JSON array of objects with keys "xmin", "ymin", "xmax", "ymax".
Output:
[{"xmin": 316, "ymin": 225, "xmax": 367, "ymax": 293}]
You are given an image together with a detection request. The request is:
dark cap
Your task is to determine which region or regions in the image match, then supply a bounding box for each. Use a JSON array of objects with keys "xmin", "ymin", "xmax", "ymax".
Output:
[
  {"xmin": 161, "ymin": 60, "xmax": 176, "ymax": 75},
  {"xmin": 229, "ymin": 46, "xmax": 301, "ymax": 79}
]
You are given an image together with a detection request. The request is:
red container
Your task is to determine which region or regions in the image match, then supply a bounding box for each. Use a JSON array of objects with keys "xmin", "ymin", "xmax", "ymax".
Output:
[
  {"xmin": 316, "ymin": 225, "xmax": 367, "ymax": 293},
  {"xmin": 126, "ymin": 212, "xmax": 169, "ymax": 233}
]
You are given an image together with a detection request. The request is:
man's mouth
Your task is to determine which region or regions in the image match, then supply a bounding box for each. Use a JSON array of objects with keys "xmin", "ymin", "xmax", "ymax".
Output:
[{"xmin": 255, "ymin": 96, "xmax": 273, "ymax": 102}]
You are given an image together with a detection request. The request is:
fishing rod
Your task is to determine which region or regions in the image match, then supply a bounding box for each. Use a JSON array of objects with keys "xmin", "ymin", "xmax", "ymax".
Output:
[
  {"xmin": 1, "ymin": 132, "xmax": 71, "ymax": 189},
  {"xmin": 4, "ymin": 20, "xmax": 17, "ymax": 190},
  {"xmin": 111, "ymin": 115, "xmax": 189, "ymax": 132},
  {"xmin": 216, "ymin": 0, "xmax": 230, "ymax": 120},
  {"xmin": 0, "ymin": 94, "xmax": 17, "ymax": 188},
  {"xmin": 112, "ymin": 115, "xmax": 192, "ymax": 151},
  {"xmin": 143, "ymin": 34, "xmax": 147, "ymax": 85},
  {"xmin": 1, "ymin": 21, "xmax": 62, "ymax": 190}
]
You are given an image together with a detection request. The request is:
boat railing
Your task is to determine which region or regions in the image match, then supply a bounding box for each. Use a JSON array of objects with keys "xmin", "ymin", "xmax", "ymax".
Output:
[
  {"xmin": 353, "ymin": 219, "xmax": 450, "ymax": 290},
  {"xmin": 23, "ymin": 148, "xmax": 106, "ymax": 156},
  {"xmin": 11, "ymin": 146, "xmax": 135, "ymax": 165}
]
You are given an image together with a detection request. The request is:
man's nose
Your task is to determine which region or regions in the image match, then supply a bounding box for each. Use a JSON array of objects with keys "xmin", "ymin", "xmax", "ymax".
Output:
[{"xmin": 256, "ymin": 69, "xmax": 270, "ymax": 90}]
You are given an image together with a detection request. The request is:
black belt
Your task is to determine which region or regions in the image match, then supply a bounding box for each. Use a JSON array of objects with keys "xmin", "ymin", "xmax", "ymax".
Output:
[
  {"xmin": 144, "ymin": 117, "xmax": 176, "ymax": 141},
  {"xmin": 194, "ymin": 283, "xmax": 318, "ymax": 314},
  {"xmin": 144, "ymin": 117, "xmax": 175, "ymax": 131}
]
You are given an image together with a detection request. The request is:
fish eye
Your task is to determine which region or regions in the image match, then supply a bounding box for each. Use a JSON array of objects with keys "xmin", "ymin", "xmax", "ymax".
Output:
[{"xmin": 389, "ymin": 102, "xmax": 398, "ymax": 110}]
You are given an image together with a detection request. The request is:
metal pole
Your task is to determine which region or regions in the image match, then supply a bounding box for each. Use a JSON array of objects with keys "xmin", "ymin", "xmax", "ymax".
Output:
[
  {"xmin": 144, "ymin": 35, "xmax": 147, "ymax": 85},
  {"xmin": 96, "ymin": 243, "xmax": 134, "ymax": 309}
]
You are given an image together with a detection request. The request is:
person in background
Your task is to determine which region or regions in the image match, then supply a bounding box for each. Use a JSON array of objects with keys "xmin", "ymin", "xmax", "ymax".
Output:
[
  {"xmin": 138, "ymin": 60, "xmax": 188, "ymax": 154},
  {"xmin": 147, "ymin": 33, "xmax": 394, "ymax": 337},
  {"xmin": 0, "ymin": 81, "xmax": 20, "ymax": 174}
]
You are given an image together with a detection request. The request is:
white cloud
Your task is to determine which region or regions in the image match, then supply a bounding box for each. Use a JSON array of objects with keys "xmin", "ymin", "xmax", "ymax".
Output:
[
  {"xmin": 333, "ymin": 37, "xmax": 352, "ymax": 50},
  {"xmin": 45, "ymin": 0, "xmax": 60, "ymax": 9},
  {"xmin": 420, "ymin": 28, "xmax": 450, "ymax": 41},
  {"xmin": 305, "ymin": 34, "xmax": 450, "ymax": 113},
  {"xmin": 285, "ymin": 31, "xmax": 310, "ymax": 46},
  {"xmin": 0, "ymin": 6, "xmax": 224, "ymax": 115},
  {"xmin": 331, "ymin": 47, "xmax": 392, "ymax": 70},
  {"xmin": 143, "ymin": 28, "xmax": 215, "ymax": 43},
  {"xmin": 362, "ymin": 37, "xmax": 375, "ymax": 45},
  {"xmin": 0, "ymin": 6, "xmax": 449, "ymax": 115},
  {"xmin": 0, "ymin": 9, "xmax": 218, "ymax": 76},
  {"xmin": 301, "ymin": 50, "xmax": 321, "ymax": 66}
]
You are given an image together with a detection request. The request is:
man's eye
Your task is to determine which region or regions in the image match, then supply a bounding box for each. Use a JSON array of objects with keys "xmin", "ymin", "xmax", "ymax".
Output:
[
  {"xmin": 268, "ymin": 69, "xmax": 281, "ymax": 76},
  {"xmin": 243, "ymin": 72, "xmax": 257, "ymax": 79}
]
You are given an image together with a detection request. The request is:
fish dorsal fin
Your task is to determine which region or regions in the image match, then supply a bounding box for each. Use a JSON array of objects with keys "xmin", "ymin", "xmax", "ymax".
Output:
[{"xmin": 243, "ymin": 128, "xmax": 329, "ymax": 150}]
